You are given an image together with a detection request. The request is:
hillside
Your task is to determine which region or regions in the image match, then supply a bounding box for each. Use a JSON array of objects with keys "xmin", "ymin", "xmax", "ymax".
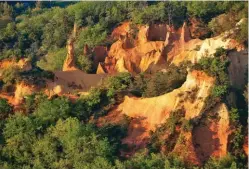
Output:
[{"xmin": 0, "ymin": 1, "xmax": 248, "ymax": 168}]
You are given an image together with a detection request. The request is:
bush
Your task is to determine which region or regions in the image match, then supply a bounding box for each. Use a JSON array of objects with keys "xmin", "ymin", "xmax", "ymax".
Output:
[
  {"xmin": 208, "ymin": 14, "xmax": 236, "ymax": 35},
  {"xmin": 193, "ymin": 48, "xmax": 230, "ymax": 99},
  {"xmin": 204, "ymin": 154, "xmax": 238, "ymax": 169},
  {"xmin": 1, "ymin": 66, "xmax": 20, "ymax": 85},
  {"xmin": 187, "ymin": 2, "xmax": 226, "ymax": 22},
  {"xmin": 37, "ymin": 48, "xmax": 66, "ymax": 71},
  {"xmin": 144, "ymin": 64, "xmax": 187, "ymax": 97},
  {"xmin": 230, "ymin": 108, "xmax": 240, "ymax": 123},
  {"xmin": 76, "ymin": 54, "xmax": 94, "ymax": 73},
  {"xmin": 75, "ymin": 24, "xmax": 107, "ymax": 51},
  {"xmin": 212, "ymin": 85, "xmax": 228, "ymax": 98},
  {"xmin": 104, "ymin": 73, "xmax": 132, "ymax": 98},
  {"xmin": 34, "ymin": 96, "xmax": 71, "ymax": 126},
  {"xmin": 71, "ymin": 88, "xmax": 109, "ymax": 121},
  {"xmin": 0, "ymin": 98, "xmax": 12, "ymax": 119},
  {"xmin": 214, "ymin": 47, "xmax": 227, "ymax": 58},
  {"xmin": 235, "ymin": 19, "xmax": 248, "ymax": 44}
]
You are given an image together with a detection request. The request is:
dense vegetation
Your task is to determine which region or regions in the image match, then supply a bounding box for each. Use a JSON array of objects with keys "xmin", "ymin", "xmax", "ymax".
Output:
[
  {"xmin": 0, "ymin": 1, "xmax": 248, "ymax": 169},
  {"xmin": 0, "ymin": 1, "xmax": 247, "ymax": 69}
]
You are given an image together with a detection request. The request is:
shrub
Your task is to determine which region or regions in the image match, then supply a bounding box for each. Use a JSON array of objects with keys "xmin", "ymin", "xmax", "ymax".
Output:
[
  {"xmin": 144, "ymin": 64, "xmax": 187, "ymax": 97},
  {"xmin": 37, "ymin": 48, "xmax": 66, "ymax": 71},
  {"xmin": 235, "ymin": 19, "xmax": 248, "ymax": 44},
  {"xmin": 75, "ymin": 24, "xmax": 107, "ymax": 51},
  {"xmin": 1, "ymin": 66, "xmax": 20, "ymax": 85},
  {"xmin": 230, "ymin": 108, "xmax": 240, "ymax": 123},
  {"xmin": 204, "ymin": 154, "xmax": 238, "ymax": 169},
  {"xmin": 104, "ymin": 73, "xmax": 132, "ymax": 98},
  {"xmin": 208, "ymin": 14, "xmax": 236, "ymax": 35},
  {"xmin": 34, "ymin": 97, "xmax": 71, "ymax": 126},
  {"xmin": 212, "ymin": 85, "xmax": 228, "ymax": 98},
  {"xmin": 214, "ymin": 47, "xmax": 227, "ymax": 58},
  {"xmin": 0, "ymin": 98, "xmax": 12, "ymax": 119},
  {"xmin": 76, "ymin": 54, "xmax": 94, "ymax": 73}
]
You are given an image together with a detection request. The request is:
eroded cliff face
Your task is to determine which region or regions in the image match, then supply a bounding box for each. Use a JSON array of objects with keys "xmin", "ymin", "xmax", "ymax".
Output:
[
  {"xmin": 118, "ymin": 70, "xmax": 215, "ymax": 129},
  {"xmin": 98, "ymin": 70, "xmax": 215, "ymax": 155},
  {"xmin": 0, "ymin": 58, "xmax": 32, "ymax": 72},
  {"xmin": 98, "ymin": 70, "xmax": 234, "ymax": 164},
  {"xmin": 14, "ymin": 82, "xmax": 37, "ymax": 105},
  {"xmin": 62, "ymin": 39, "xmax": 79, "ymax": 71},
  {"xmin": 97, "ymin": 19, "xmax": 247, "ymax": 78},
  {"xmin": 97, "ymin": 22, "xmax": 167, "ymax": 74},
  {"xmin": 174, "ymin": 103, "xmax": 231, "ymax": 164},
  {"xmin": 228, "ymin": 49, "xmax": 248, "ymax": 89}
]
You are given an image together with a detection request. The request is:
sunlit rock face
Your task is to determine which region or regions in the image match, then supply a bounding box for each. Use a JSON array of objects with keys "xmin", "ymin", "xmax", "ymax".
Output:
[
  {"xmin": 97, "ymin": 19, "xmax": 247, "ymax": 77},
  {"xmin": 117, "ymin": 70, "xmax": 215, "ymax": 130},
  {"xmin": 62, "ymin": 39, "xmax": 78, "ymax": 71}
]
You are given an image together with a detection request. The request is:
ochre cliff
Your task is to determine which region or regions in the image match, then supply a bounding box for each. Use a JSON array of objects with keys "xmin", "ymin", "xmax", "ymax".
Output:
[
  {"xmin": 62, "ymin": 38, "xmax": 79, "ymax": 71},
  {"xmin": 97, "ymin": 19, "xmax": 247, "ymax": 75},
  {"xmin": 14, "ymin": 82, "xmax": 37, "ymax": 105},
  {"xmin": 175, "ymin": 103, "xmax": 231, "ymax": 164},
  {"xmin": 98, "ymin": 70, "xmax": 215, "ymax": 156},
  {"xmin": 0, "ymin": 58, "xmax": 32, "ymax": 72},
  {"xmin": 97, "ymin": 23, "xmax": 167, "ymax": 74},
  {"xmin": 98, "ymin": 70, "xmax": 232, "ymax": 164},
  {"xmin": 117, "ymin": 70, "xmax": 215, "ymax": 130}
]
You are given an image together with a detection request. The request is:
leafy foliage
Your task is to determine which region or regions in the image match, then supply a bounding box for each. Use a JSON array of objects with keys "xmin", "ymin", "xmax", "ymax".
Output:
[
  {"xmin": 0, "ymin": 98, "xmax": 12, "ymax": 120},
  {"xmin": 37, "ymin": 48, "xmax": 67, "ymax": 71},
  {"xmin": 143, "ymin": 64, "xmax": 187, "ymax": 97},
  {"xmin": 1, "ymin": 66, "xmax": 20, "ymax": 85},
  {"xmin": 34, "ymin": 96, "xmax": 71, "ymax": 126},
  {"xmin": 193, "ymin": 48, "xmax": 230, "ymax": 99},
  {"xmin": 76, "ymin": 54, "xmax": 94, "ymax": 73}
]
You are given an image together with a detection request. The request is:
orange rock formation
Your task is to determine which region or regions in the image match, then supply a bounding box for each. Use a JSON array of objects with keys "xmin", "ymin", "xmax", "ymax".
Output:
[
  {"xmin": 14, "ymin": 82, "xmax": 37, "ymax": 105},
  {"xmin": 0, "ymin": 58, "xmax": 32, "ymax": 71},
  {"xmin": 62, "ymin": 38, "xmax": 79, "ymax": 71},
  {"xmin": 98, "ymin": 70, "xmax": 215, "ymax": 155},
  {"xmin": 97, "ymin": 19, "xmax": 247, "ymax": 75}
]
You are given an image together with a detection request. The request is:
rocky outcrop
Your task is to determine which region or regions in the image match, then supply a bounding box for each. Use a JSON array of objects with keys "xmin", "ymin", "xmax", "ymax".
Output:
[
  {"xmin": 62, "ymin": 39, "xmax": 78, "ymax": 71},
  {"xmin": 147, "ymin": 24, "xmax": 167, "ymax": 41},
  {"xmin": 0, "ymin": 58, "xmax": 32, "ymax": 71},
  {"xmin": 170, "ymin": 19, "xmax": 247, "ymax": 66},
  {"xmin": 14, "ymin": 82, "xmax": 36, "ymax": 105},
  {"xmin": 173, "ymin": 103, "xmax": 230, "ymax": 165},
  {"xmin": 111, "ymin": 22, "xmax": 131, "ymax": 40},
  {"xmin": 98, "ymin": 19, "xmax": 247, "ymax": 74},
  {"xmin": 99, "ymin": 70, "xmax": 214, "ymax": 152},
  {"xmin": 98, "ymin": 70, "xmax": 221, "ymax": 161},
  {"xmin": 191, "ymin": 103, "xmax": 230, "ymax": 163},
  {"xmin": 189, "ymin": 17, "xmax": 211, "ymax": 39},
  {"xmin": 98, "ymin": 24, "xmax": 167, "ymax": 74},
  {"xmin": 117, "ymin": 70, "xmax": 215, "ymax": 130}
]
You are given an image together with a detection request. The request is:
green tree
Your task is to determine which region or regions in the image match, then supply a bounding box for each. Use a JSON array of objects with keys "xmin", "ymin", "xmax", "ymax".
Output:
[
  {"xmin": 76, "ymin": 54, "xmax": 94, "ymax": 73},
  {"xmin": 104, "ymin": 73, "xmax": 132, "ymax": 98},
  {"xmin": 2, "ymin": 114, "xmax": 38, "ymax": 165},
  {"xmin": 37, "ymin": 48, "xmax": 67, "ymax": 71},
  {"xmin": 0, "ymin": 98, "xmax": 12, "ymax": 120},
  {"xmin": 42, "ymin": 8, "xmax": 73, "ymax": 50},
  {"xmin": 144, "ymin": 64, "xmax": 187, "ymax": 97},
  {"xmin": 34, "ymin": 97, "xmax": 71, "ymax": 126},
  {"xmin": 46, "ymin": 118, "xmax": 114, "ymax": 168},
  {"xmin": 75, "ymin": 24, "xmax": 107, "ymax": 51},
  {"xmin": 1, "ymin": 66, "xmax": 20, "ymax": 85}
]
